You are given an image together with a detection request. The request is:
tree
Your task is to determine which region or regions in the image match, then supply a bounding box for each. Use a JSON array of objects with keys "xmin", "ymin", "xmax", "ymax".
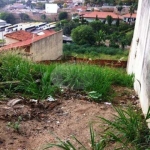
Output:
[
  {"xmin": 116, "ymin": 17, "xmax": 120, "ymax": 27},
  {"xmin": 95, "ymin": 15, "xmax": 99, "ymax": 21},
  {"xmin": 71, "ymin": 25, "xmax": 96, "ymax": 45},
  {"xmin": 126, "ymin": 30, "xmax": 134, "ymax": 45},
  {"xmin": 59, "ymin": 12, "xmax": 68, "ymax": 20},
  {"xmin": 120, "ymin": 37, "xmax": 128, "ymax": 49},
  {"xmin": 0, "ymin": 12, "xmax": 16, "ymax": 24},
  {"xmin": 106, "ymin": 15, "xmax": 113, "ymax": 26},
  {"xmin": 63, "ymin": 20, "xmax": 79, "ymax": 35},
  {"xmin": 19, "ymin": 13, "xmax": 30, "ymax": 22},
  {"xmin": 41, "ymin": 14, "xmax": 46, "ymax": 20},
  {"xmin": 129, "ymin": 4, "xmax": 135, "ymax": 25},
  {"xmin": 80, "ymin": 16, "xmax": 88, "ymax": 25},
  {"xmin": 95, "ymin": 30, "xmax": 105, "ymax": 46},
  {"xmin": 89, "ymin": 21, "xmax": 102, "ymax": 33},
  {"xmin": 109, "ymin": 32, "xmax": 120, "ymax": 47},
  {"xmin": 117, "ymin": 5, "xmax": 123, "ymax": 15}
]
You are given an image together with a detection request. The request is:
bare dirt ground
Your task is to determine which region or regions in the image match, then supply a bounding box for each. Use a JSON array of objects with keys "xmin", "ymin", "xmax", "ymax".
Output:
[{"xmin": 0, "ymin": 86, "xmax": 139, "ymax": 150}]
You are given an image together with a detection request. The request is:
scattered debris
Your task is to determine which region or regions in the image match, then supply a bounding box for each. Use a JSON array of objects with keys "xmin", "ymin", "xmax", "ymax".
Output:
[
  {"xmin": 47, "ymin": 96, "xmax": 55, "ymax": 102},
  {"xmin": 30, "ymin": 99, "xmax": 38, "ymax": 103},
  {"xmin": 7, "ymin": 99, "xmax": 23, "ymax": 107},
  {"xmin": 104, "ymin": 102, "xmax": 112, "ymax": 105}
]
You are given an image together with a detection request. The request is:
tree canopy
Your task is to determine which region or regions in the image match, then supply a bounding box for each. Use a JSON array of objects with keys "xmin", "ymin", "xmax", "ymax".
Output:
[
  {"xmin": 59, "ymin": 12, "xmax": 68, "ymax": 20},
  {"xmin": 0, "ymin": 12, "xmax": 16, "ymax": 24},
  {"xmin": 19, "ymin": 13, "xmax": 30, "ymax": 22},
  {"xmin": 71, "ymin": 25, "xmax": 96, "ymax": 45}
]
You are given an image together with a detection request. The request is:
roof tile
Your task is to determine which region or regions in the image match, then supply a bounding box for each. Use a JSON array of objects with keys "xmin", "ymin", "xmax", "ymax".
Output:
[{"xmin": 0, "ymin": 30, "xmax": 56, "ymax": 51}]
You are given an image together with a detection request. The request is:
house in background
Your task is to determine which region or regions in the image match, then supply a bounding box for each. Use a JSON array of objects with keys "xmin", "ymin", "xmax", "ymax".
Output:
[
  {"xmin": 82, "ymin": 11, "xmax": 136, "ymax": 24},
  {"xmin": 122, "ymin": 13, "xmax": 136, "ymax": 24},
  {"xmin": 0, "ymin": 30, "xmax": 63, "ymax": 61},
  {"xmin": 82, "ymin": 12, "xmax": 121, "ymax": 24}
]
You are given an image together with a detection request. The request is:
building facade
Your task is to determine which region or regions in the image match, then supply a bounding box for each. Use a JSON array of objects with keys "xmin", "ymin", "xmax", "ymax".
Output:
[{"xmin": 127, "ymin": 0, "xmax": 150, "ymax": 120}]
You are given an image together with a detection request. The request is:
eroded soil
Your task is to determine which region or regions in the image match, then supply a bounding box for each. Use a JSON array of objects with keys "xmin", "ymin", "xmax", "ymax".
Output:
[{"xmin": 0, "ymin": 86, "xmax": 139, "ymax": 150}]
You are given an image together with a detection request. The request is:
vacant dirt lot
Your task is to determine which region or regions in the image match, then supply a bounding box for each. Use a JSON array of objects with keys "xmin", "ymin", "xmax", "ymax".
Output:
[{"xmin": 0, "ymin": 86, "xmax": 138, "ymax": 150}]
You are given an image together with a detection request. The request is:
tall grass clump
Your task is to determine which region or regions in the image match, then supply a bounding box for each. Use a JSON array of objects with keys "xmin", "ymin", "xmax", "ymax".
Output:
[
  {"xmin": 0, "ymin": 53, "xmax": 57, "ymax": 99},
  {"xmin": 99, "ymin": 106, "xmax": 150, "ymax": 149},
  {"xmin": 51, "ymin": 64, "xmax": 133, "ymax": 101},
  {"xmin": 0, "ymin": 53, "xmax": 133, "ymax": 101}
]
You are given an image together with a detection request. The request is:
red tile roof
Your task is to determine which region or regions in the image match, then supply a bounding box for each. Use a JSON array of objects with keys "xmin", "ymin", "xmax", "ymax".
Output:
[
  {"xmin": 83, "ymin": 12, "xmax": 121, "ymax": 19},
  {"xmin": 5, "ymin": 30, "xmax": 34, "ymax": 41},
  {"xmin": 0, "ymin": 30, "xmax": 56, "ymax": 52},
  {"xmin": 122, "ymin": 13, "xmax": 136, "ymax": 18}
]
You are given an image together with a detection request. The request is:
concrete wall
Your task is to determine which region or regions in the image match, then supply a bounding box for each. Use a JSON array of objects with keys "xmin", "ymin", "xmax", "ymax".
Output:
[
  {"xmin": 127, "ymin": 0, "xmax": 150, "ymax": 116},
  {"xmin": 30, "ymin": 30, "xmax": 63, "ymax": 61}
]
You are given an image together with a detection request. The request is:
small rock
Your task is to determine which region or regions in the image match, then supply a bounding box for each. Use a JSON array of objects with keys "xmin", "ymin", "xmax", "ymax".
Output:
[{"xmin": 56, "ymin": 121, "xmax": 60, "ymax": 124}]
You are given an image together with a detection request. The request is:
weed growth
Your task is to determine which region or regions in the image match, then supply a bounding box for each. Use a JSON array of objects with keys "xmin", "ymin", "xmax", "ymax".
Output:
[
  {"xmin": 7, "ymin": 116, "xmax": 22, "ymax": 133},
  {"xmin": 63, "ymin": 44, "xmax": 129, "ymax": 60},
  {"xmin": 99, "ymin": 106, "xmax": 150, "ymax": 149},
  {"xmin": 0, "ymin": 53, "xmax": 57, "ymax": 99},
  {"xmin": 0, "ymin": 53, "xmax": 133, "ymax": 101},
  {"xmin": 51, "ymin": 64, "xmax": 133, "ymax": 101}
]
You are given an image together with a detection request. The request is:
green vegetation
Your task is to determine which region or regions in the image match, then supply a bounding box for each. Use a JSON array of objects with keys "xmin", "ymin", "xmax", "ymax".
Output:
[
  {"xmin": 7, "ymin": 116, "xmax": 22, "ymax": 133},
  {"xmin": 0, "ymin": 53, "xmax": 133, "ymax": 101},
  {"xmin": 0, "ymin": 12, "xmax": 16, "ymax": 24},
  {"xmin": 41, "ymin": 14, "xmax": 47, "ymax": 20},
  {"xmin": 0, "ymin": 39, "xmax": 5, "ymax": 44},
  {"xmin": 71, "ymin": 25, "xmax": 96, "ymax": 45},
  {"xmin": 51, "ymin": 63, "xmax": 133, "ymax": 101},
  {"xmin": 0, "ymin": 53, "xmax": 57, "ymax": 99},
  {"xmin": 69, "ymin": 20, "xmax": 134, "ymax": 49},
  {"xmin": 59, "ymin": 12, "xmax": 68, "ymax": 20},
  {"xmin": 56, "ymin": 14, "xmax": 134, "ymax": 49},
  {"xmin": 19, "ymin": 13, "xmax": 30, "ymax": 22},
  {"xmin": 44, "ymin": 106, "xmax": 150, "ymax": 150},
  {"xmin": 63, "ymin": 44, "xmax": 129, "ymax": 60},
  {"xmin": 99, "ymin": 106, "xmax": 150, "ymax": 149},
  {"xmin": 44, "ymin": 126, "xmax": 106, "ymax": 150}
]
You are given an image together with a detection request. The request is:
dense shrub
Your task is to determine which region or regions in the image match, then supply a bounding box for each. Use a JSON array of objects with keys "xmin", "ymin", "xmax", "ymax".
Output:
[
  {"xmin": 59, "ymin": 12, "xmax": 68, "ymax": 20},
  {"xmin": 71, "ymin": 25, "xmax": 96, "ymax": 45},
  {"xmin": 63, "ymin": 44, "xmax": 125, "ymax": 55}
]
